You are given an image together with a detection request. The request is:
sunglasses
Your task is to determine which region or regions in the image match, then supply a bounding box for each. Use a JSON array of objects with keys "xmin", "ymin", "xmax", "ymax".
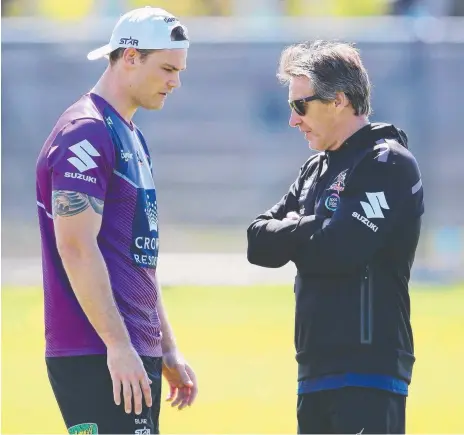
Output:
[{"xmin": 289, "ymin": 95, "xmax": 323, "ymax": 116}]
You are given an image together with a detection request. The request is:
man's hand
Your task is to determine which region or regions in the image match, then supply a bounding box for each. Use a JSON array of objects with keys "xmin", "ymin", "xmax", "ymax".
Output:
[
  {"xmin": 286, "ymin": 212, "xmax": 331, "ymax": 228},
  {"xmin": 162, "ymin": 350, "xmax": 198, "ymax": 410},
  {"xmin": 284, "ymin": 211, "xmax": 300, "ymax": 221},
  {"xmin": 107, "ymin": 344, "xmax": 153, "ymax": 415}
]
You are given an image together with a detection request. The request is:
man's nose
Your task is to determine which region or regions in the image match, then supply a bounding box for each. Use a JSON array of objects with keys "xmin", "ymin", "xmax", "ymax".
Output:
[
  {"xmin": 169, "ymin": 72, "xmax": 181, "ymax": 89},
  {"xmin": 289, "ymin": 110, "xmax": 301, "ymax": 128}
]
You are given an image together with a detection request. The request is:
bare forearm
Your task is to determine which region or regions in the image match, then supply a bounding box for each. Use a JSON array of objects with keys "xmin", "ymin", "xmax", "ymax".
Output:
[
  {"xmin": 52, "ymin": 190, "xmax": 131, "ymax": 349},
  {"xmin": 60, "ymin": 245, "xmax": 131, "ymax": 349},
  {"xmin": 154, "ymin": 274, "xmax": 177, "ymax": 353}
]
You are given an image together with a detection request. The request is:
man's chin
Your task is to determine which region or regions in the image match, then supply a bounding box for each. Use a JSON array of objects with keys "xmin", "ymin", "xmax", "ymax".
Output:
[
  {"xmin": 142, "ymin": 100, "xmax": 165, "ymax": 111},
  {"xmin": 307, "ymin": 140, "xmax": 323, "ymax": 152}
]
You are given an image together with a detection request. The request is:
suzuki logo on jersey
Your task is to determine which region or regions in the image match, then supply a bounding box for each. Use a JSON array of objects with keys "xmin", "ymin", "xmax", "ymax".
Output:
[
  {"xmin": 360, "ymin": 192, "xmax": 389, "ymax": 219},
  {"xmin": 64, "ymin": 172, "xmax": 97, "ymax": 184},
  {"xmin": 67, "ymin": 140, "xmax": 100, "ymax": 172},
  {"xmin": 352, "ymin": 212, "xmax": 378, "ymax": 232}
]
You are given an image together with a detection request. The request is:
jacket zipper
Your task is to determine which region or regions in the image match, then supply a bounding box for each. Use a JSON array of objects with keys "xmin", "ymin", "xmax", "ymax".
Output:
[{"xmin": 360, "ymin": 266, "xmax": 373, "ymax": 344}]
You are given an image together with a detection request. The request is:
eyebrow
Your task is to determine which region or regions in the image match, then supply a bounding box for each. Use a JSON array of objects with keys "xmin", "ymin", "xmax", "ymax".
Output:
[{"xmin": 162, "ymin": 63, "xmax": 185, "ymax": 71}]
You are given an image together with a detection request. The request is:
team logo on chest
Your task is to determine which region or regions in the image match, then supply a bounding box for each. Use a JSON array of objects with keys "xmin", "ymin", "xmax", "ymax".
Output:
[
  {"xmin": 327, "ymin": 170, "xmax": 348, "ymax": 193},
  {"xmin": 132, "ymin": 189, "xmax": 159, "ymax": 269},
  {"xmin": 144, "ymin": 194, "xmax": 158, "ymax": 232},
  {"xmin": 325, "ymin": 170, "xmax": 348, "ymax": 212}
]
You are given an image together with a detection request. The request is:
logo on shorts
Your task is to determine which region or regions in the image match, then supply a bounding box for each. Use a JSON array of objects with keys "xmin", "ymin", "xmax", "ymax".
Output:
[
  {"xmin": 135, "ymin": 418, "xmax": 148, "ymax": 425},
  {"xmin": 68, "ymin": 422, "xmax": 98, "ymax": 434}
]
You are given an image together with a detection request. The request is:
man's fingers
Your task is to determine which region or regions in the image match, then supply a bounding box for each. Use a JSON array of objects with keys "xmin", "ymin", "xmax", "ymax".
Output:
[
  {"xmin": 185, "ymin": 366, "xmax": 198, "ymax": 406},
  {"xmin": 177, "ymin": 365, "xmax": 194, "ymax": 387},
  {"xmin": 166, "ymin": 384, "xmax": 176, "ymax": 402},
  {"xmin": 163, "ymin": 362, "xmax": 197, "ymax": 410},
  {"xmin": 286, "ymin": 211, "xmax": 300, "ymax": 220},
  {"xmin": 112, "ymin": 375, "xmax": 122, "ymax": 406},
  {"xmin": 171, "ymin": 392, "xmax": 182, "ymax": 408},
  {"xmin": 171, "ymin": 387, "xmax": 189, "ymax": 409},
  {"xmin": 178, "ymin": 387, "xmax": 192, "ymax": 410},
  {"xmin": 140, "ymin": 375, "xmax": 152, "ymax": 408},
  {"xmin": 131, "ymin": 377, "xmax": 143, "ymax": 415},
  {"xmin": 187, "ymin": 386, "xmax": 197, "ymax": 406},
  {"xmin": 122, "ymin": 379, "xmax": 132, "ymax": 414}
]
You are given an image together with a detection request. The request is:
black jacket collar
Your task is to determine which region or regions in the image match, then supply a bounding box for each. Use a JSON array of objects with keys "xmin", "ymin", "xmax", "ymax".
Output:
[{"xmin": 325, "ymin": 122, "xmax": 408, "ymax": 163}]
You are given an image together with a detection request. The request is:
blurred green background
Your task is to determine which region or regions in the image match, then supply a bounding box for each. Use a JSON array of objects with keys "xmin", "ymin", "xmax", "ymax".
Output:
[{"xmin": 2, "ymin": 285, "xmax": 464, "ymax": 434}]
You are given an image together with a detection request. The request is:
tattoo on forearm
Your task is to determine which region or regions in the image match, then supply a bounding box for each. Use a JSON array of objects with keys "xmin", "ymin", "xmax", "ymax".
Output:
[{"xmin": 52, "ymin": 191, "xmax": 104, "ymax": 217}]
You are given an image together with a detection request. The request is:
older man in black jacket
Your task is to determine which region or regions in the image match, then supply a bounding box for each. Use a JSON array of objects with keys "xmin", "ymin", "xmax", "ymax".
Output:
[{"xmin": 247, "ymin": 40, "xmax": 424, "ymax": 434}]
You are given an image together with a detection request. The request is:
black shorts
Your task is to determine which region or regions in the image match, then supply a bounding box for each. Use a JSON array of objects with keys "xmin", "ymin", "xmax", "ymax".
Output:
[
  {"xmin": 46, "ymin": 355, "xmax": 162, "ymax": 434},
  {"xmin": 297, "ymin": 387, "xmax": 406, "ymax": 434}
]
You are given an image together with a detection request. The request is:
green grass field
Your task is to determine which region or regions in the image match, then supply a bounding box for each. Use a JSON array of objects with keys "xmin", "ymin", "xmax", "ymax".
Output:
[{"xmin": 2, "ymin": 284, "xmax": 464, "ymax": 434}]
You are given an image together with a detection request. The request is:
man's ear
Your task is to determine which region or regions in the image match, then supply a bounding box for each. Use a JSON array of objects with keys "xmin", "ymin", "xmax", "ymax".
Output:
[
  {"xmin": 122, "ymin": 48, "xmax": 138, "ymax": 66},
  {"xmin": 334, "ymin": 92, "xmax": 350, "ymax": 111}
]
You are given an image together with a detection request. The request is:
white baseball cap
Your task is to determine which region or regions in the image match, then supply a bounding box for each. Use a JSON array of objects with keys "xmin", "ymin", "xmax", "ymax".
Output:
[{"xmin": 87, "ymin": 6, "xmax": 189, "ymax": 61}]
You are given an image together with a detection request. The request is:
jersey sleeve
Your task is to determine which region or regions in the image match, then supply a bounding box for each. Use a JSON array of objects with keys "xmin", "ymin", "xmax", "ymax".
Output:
[
  {"xmin": 48, "ymin": 118, "xmax": 115, "ymax": 200},
  {"xmin": 291, "ymin": 146, "xmax": 424, "ymax": 275}
]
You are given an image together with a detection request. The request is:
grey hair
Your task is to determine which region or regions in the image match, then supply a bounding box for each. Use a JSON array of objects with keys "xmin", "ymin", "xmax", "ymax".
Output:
[{"xmin": 277, "ymin": 40, "xmax": 372, "ymax": 116}]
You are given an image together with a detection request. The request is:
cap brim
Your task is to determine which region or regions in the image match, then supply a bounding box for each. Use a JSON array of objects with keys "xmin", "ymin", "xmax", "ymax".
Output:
[{"xmin": 87, "ymin": 44, "xmax": 112, "ymax": 61}]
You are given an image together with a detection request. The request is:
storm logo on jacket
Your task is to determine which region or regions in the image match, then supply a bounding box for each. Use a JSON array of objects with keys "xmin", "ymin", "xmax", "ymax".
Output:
[{"xmin": 327, "ymin": 170, "xmax": 348, "ymax": 193}]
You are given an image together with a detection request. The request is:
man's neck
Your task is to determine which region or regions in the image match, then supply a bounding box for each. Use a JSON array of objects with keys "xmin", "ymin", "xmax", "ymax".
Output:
[
  {"xmin": 328, "ymin": 116, "xmax": 369, "ymax": 151},
  {"xmin": 91, "ymin": 69, "xmax": 137, "ymax": 124}
]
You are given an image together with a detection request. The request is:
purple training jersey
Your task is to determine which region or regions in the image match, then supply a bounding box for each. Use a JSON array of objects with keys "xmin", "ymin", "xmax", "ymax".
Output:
[{"xmin": 36, "ymin": 93, "xmax": 162, "ymax": 358}]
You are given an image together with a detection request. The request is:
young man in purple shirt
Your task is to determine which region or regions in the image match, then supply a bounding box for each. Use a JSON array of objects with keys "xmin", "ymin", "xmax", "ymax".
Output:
[{"xmin": 36, "ymin": 7, "xmax": 197, "ymax": 434}]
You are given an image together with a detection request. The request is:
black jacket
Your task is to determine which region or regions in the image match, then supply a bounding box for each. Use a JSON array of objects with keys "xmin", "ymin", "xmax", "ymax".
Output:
[{"xmin": 247, "ymin": 123, "xmax": 424, "ymax": 384}]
